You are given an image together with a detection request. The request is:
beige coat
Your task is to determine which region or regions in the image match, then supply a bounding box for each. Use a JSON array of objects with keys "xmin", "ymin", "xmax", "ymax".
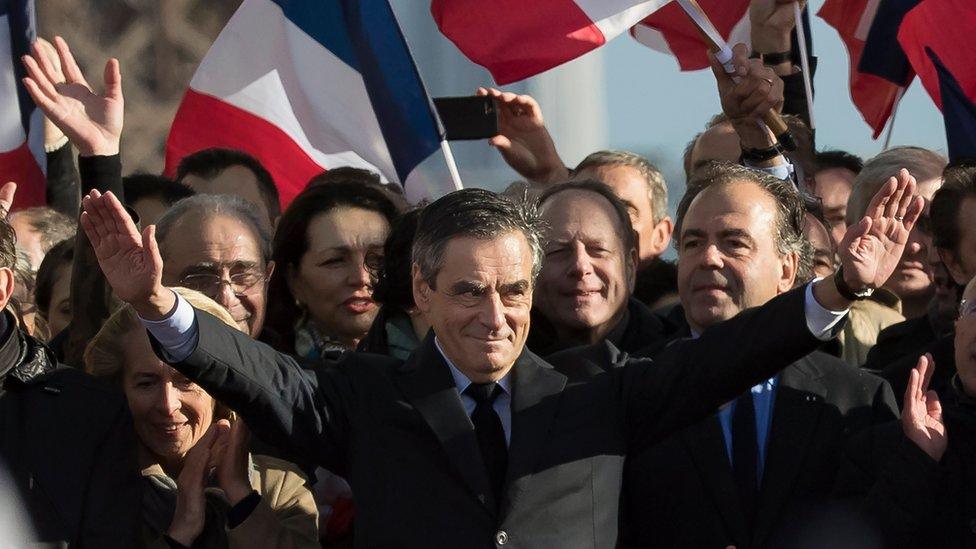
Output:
[
  {"xmin": 837, "ymin": 290, "xmax": 904, "ymax": 368},
  {"xmin": 144, "ymin": 454, "xmax": 319, "ymax": 549}
]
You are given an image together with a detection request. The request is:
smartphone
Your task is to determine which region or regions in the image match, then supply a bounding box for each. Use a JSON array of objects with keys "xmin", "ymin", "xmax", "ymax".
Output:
[{"xmin": 434, "ymin": 96, "xmax": 498, "ymax": 140}]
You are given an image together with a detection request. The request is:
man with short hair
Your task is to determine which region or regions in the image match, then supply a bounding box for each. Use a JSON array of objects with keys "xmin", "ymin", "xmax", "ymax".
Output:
[
  {"xmin": 529, "ymin": 180, "xmax": 667, "ymax": 354},
  {"xmin": 8, "ymin": 207, "xmax": 75, "ymax": 270},
  {"xmin": 623, "ymin": 162, "xmax": 899, "ymax": 548},
  {"xmin": 175, "ymin": 148, "xmax": 281, "ymax": 227},
  {"xmin": 811, "ymin": 150, "xmax": 863, "ymax": 246},
  {"xmin": 154, "ymin": 194, "xmax": 274, "ymax": 338},
  {"xmin": 122, "ymin": 172, "xmax": 194, "ymax": 226}
]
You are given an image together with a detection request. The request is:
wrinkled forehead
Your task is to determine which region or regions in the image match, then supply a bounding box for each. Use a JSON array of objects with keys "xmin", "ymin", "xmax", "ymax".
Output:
[
  {"xmin": 541, "ymin": 190, "xmax": 625, "ymax": 234},
  {"xmin": 682, "ymin": 181, "xmax": 779, "ymax": 237},
  {"xmin": 436, "ymin": 233, "xmax": 535, "ymax": 282}
]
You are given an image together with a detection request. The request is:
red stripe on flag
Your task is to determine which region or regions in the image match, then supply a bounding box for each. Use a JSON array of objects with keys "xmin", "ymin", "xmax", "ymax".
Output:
[
  {"xmin": 819, "ymin": 0, "xmax": 903, "ymax": 138},
  {"xmin": 637, "ymin": 0, "xmax": 749, "ymax": 71},
  {"xmin": 0, "ymin": 142, "xmax": 46, "ymax": 210},
  {"xmin": 431, "ymin": 0, "xmax": 604, "ymax": 84},
  {"xmin": 164, "ymin": 89, "xmax": 325, "ymax": 208},
  {"xmin": 897, "ymin": 0, "xmax": 976, "ymax": 111}
]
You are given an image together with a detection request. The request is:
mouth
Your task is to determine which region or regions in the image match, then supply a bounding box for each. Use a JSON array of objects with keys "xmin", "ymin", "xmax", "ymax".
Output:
[
  {"xmin": 693, "ymin": 284, "xmax": 728, "ymax": 294},
  {"xmin": 342, "ymin": 296, "xmax": 376, "ymax": 314},
  {"xmin": 897, "ymin": 261, "xmax": 928, "ymax": 273},
  {"xmin": 153, "ymin": 422, "xmax": 187, "ymax": 438}
]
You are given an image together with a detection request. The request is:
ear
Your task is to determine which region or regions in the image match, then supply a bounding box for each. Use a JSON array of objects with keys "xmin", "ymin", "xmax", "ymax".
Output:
[
  {"xmin": 0, "ymin": 267, "xmax": 15, "ymax": 311},
  {"xmin": 644, "ymin": 216, "xmax": 674, "ymax": 258},
  {"xmin": 412, "ymin": 263, "xmax": 432, "ymax": 315},
  {"xmin": 265, "ymin": 260, "xmax": 276, "ymax": 283},
  {"xmin": 939, "ymin": 248, "xmax": 970, "ymax": 286},
  {"xmin": 778, "ymin": 252, "xmax": 799, "ymax": 293}
]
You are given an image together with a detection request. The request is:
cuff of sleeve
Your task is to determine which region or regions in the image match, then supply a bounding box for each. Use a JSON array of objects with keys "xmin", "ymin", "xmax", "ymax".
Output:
[
  {"xmin": 744, "ymin": 159, "xmax": 795, "ymax": 182},
  {"xmin": 44, "ymin": 135, "xmax": 70, "ymax": 153},
  {"xmin": 140, "ymin": 291, "xmax": 198, "ymax": 362},
  {"xmin": 77, "ymin": 154, "xmax": 122, "ymax": 194},
  {"xmin": 804, "ymin": 279, "xmax": 849, "ymax": 341},
  {"xmin": 227, "ymin": 490, "xmax": 262, "ymax": 529}
]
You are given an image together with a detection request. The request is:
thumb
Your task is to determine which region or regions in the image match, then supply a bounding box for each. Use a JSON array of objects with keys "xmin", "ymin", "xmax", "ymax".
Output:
[
  {"xmin": 0, "ymin": 182, "xmax": 17, "ymax": 215},
  {"xmin": 489, "ymin": 135, "xmax": 512, "ymax": 150}
]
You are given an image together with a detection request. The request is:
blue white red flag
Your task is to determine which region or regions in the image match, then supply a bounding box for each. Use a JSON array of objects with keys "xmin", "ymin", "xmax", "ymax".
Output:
[
  {"xmin": 166, "ymin": 0, "xmax": 457, "ymax": 206},
  {"xmin": 0, "ymin": 0, "xmax": 45, "ymax": 209}
]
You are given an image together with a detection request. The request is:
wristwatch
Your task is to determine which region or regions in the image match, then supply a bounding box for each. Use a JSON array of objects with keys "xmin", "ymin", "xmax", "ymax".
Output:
[
  {"xmin": 833, "ymin": 265, "xmax": 874, "ymax": 301},
  {"xmin": 750, "ymin": 50, "xmax": 792, "ymax": 66}
]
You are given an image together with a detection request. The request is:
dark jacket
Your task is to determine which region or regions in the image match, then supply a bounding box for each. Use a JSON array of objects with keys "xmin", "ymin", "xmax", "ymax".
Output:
[
  {"xmin": 621, "ymin": 351, "xmax": 897, "ymax": 548},
  {"xmin": 149, "ymin": 283, "xmax": 832, "ymax": 548},
  {"xmin": 864, "ymin": 314, "xmax": 938, "ymax": 372},
  {"xmin": 528, "ymin": 297, "xmax": 669, "ymax": 356},
  {"xmin": 880, "ymin": 333, "xmax": 956, "ymax": 408},
  {"xmin": 0, "ymin": 315, "xmax": 141, "ymax": 547},
  {"xmin": 836, "ymin": 379, "xmax": 976, "ymax": 548}
]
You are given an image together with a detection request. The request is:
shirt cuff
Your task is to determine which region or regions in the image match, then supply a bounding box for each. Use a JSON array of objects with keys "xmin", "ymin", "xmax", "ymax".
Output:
[
  {"xmin": 139, "ymin": 291, "xmax": 199, "ymax": 362},
  {"xmin": 745, "ymin": 159, "xmax": 795, "ymax": 182},
  {"xmin": 804, "ymin": 279, "xmax": 849, "ymax": 341}
]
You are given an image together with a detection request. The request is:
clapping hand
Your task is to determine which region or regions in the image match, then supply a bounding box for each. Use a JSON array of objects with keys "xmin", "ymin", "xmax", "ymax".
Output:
[
  {"xmin": 168, "ymin": 421, "xmax": 231, "ymax": 547},
  {"xmin": 21, "ymin": 36, "xmax": 122, "ymax": 156},
  {"xmin": 215, "ymin": 417, "xmax": 255, "ymax": 506},
  {"xmin": 902, "ymin": 354, "xmax": 947, "ymax": 461},
  {"xmin": 0, "ymin": 182, "xmax": 16, "ymax": 217}
]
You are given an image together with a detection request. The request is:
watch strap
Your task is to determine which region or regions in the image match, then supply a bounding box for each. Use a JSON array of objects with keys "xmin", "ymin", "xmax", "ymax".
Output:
[{"xmin": 833, "ymin": 265, "xmax": 873, "ymax": 301}]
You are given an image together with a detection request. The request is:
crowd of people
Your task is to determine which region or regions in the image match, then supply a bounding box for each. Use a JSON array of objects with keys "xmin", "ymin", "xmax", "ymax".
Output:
[{"xmin": 1, "ymin": 3, "xmax": 975, "ymax": 547}]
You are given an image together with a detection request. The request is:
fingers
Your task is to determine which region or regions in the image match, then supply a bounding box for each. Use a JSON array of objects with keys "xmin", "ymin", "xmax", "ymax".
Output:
[
  {"xmin": 103, "ymin": 191, "xmax": 137, "ymax": 236},
  {"xmin": 865, "ymin": 176, "xmax": 898, "ymax": 221},
  {"xmin": 53, "ymin": 36, "xmax": 88, "ymax": 86},
  {"xmin": 489, "ymin": 135, "xmax": 512, "ymax": 150},
  {"xmin": 0, "ymin": 182, "xmax": 17, "ymax": 215},
  {"xmin": 920, "ymin": 353, "xmax": 936, "ymax": 393},
  {"xmin": 904, "ymin": 367, "xmax": 920, "ymax": 412},
  {"xmin": 21, "ymin": 55, "xmax": 60, "ymax": 105},
  {"xmin": 883, "ymin": 175, "xmax": 907, "ymax": 219},
  {"xmin": 79, "ymin": 212, "xmax": 103, "ymax": 248},
  {"xmin": 902, "ymin": 195, "xmax": 925, "ymax": 232},
  {"xmin": 34, "ymin": 38, "xmax": 64, "ymax": 82},
  {"xmin": 81, "ymin": 193, "xmax": 110, "ymax": 242},
  {"xmin": 894, "ymin": 169, "xmax": 918, "ymax": 219},
  {"xmin": 840, "ymin": 217, "xmax": 872, "ymax": 251},
  {"xmin": 103, "ymin": 58, "xmax": 122, "ymax": 101},
  {"xmin": 30, "ymin": 42, "xmax": 62, "ymax": 88},
  {"xmin": 143, "ymin": 225, "xmax": 164, "ymax": 270}
]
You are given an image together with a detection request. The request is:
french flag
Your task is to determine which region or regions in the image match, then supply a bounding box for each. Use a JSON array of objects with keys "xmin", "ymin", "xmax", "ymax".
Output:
[
  {"xmin": 630, "ymin": 0, "xmax": 750, "ymax": 71},
  {"xmin": 432, "ymin": 0, "xmax": 671, "ymax": 85},
  {"xmin": 165, "ymin": 0, "xmax": 456, "ymax": 206},
  {"xmin": 0, "ymin": 0, "xmax": 45, "ymax": 209}
]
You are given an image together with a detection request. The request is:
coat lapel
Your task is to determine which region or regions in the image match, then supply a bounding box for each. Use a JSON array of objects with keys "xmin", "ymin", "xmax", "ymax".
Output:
[
  {"xmin": 502, "ymin": 350, "xmax": 566, "ymax": 514},
  {"xmin": 680, "ymin": 416, "xmax": 750, "ymax": 546},
  {"xmin": 754, "ymin": 359, "xmax": 826, "ymax": 545},
  {"xmin": 394, "ymin": 336, "xmax": 496, "ymax": 512}
]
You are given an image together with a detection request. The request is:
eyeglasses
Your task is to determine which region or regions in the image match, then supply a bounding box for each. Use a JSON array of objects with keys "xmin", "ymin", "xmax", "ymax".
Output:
[
  {"xmin": 960, "ymin": 299, "xmax": 976, "ymax": 320},
  {"xmin": 179, "ymin": 271, "xmax": 266, "ymax": 298}
]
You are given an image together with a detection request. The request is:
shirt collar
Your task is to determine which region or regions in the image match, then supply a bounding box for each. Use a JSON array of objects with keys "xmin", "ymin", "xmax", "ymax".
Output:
[{"xmin": 434, "ymin": 336, "xmax": 512, "ymax": 396}]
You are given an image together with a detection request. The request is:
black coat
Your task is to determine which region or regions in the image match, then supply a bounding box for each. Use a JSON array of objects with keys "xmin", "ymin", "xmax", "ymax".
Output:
[
  {"xmin": 863, "ymin": 315, "xmax": 938, "ymax": 372},
  {"xmin": 151, "ymin": 284, "xmax": 830, "ymax": 548},
  {"xmin": 0, "ymin": 322, "xmax": 140, "ymax": 547},
  {"xmin": 621, "ymin": 351, "xmax": 897, "ymax": 548},
  {"xmin": 527, "ymin": 297, "xmax": 669, "ymax": 356},
  {"xmin": 836, "ymin": 383, "xmax": 976, "ymax": 548}
]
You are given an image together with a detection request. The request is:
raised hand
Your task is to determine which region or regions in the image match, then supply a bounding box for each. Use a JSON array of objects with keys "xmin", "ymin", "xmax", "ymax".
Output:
[
  {"xmin": 21, "ymin": 36, "xmax": 122, "ymax": 156},
  {"xmin": 476, "ymin": 87, "xmax": 569, "ymax": 184},
  {"xmin": 902, "ymin": 354, "xmax": 947, "ymax": 461},
  {"xmin": 838, "ymin": 169, "xmax": 924, "ymax": 292},
  {"xmin": 750, "ymin": 0, "xmax": 807, "ymax": 54},
  {"xmin": 710, "ymin": 43, "xmax": 784, "ymax": 125},
  {"xmin": 80, "ymin": 190, "xmax": 171, "ymax": 318},
  {"xmin": 168, "ymin": 421, "xmax": 230, "ymax": 546},
  {"xmin": 215, "ymin": 417, "xmax": 254, "ymax": 505},
  {"xmin": 0, "ymin": 182, "xmax": 16, "ymax": 217}
]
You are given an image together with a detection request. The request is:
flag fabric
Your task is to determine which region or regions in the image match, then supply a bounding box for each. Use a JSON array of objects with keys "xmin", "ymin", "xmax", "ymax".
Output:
[
  {"xmin": 431, "ymin": 0, "xmax": 671, "ymax": 85},
  {"xmin": 166, "ymin": 0, "xmax": 453, "ymax": 206},
  {"xmin": 630, "ymin": 0, "xmax": 750, "ymax": 71},
  {"xmin": 0, "ymin": 0, "xmax": 45, "ymax": 209},
  {"xmin": 927, "ymin": 48, "xmax": 976, "ymax": 161},
  {"xmin": 896, "ymin": 0, "xmax": 976, "ymax": 111},
  {"xmin": 858, "ymin": 0, "xmax": 920, "ymax": 85}
]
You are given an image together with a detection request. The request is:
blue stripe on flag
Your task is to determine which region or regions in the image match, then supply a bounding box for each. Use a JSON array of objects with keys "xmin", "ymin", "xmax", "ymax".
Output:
[
  {"xmin": 4, "ymin": 0, "xmax": 36, "ymax": 134},
  {"xmin": 271, "ymin": 0, "xmax": 359, "ymax": 71},
  {"xmin": 858, "ymin": 0, "xmax": 920, "ymax": 86},
  {"xmin": 929, "ymin": 48, "xmax": 976, "ymax": 162}
]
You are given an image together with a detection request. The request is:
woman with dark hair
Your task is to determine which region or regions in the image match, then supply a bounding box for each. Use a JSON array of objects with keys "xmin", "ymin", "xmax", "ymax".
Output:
[
  {"xmin": 35, "ymin": 238, "xmax": 74, "ymax": 340},
  {"xmin": 266, "ymin": 179, "xmax": 404, "ymax": 358},
  {"xmin": 358, "ymin": 208, "xmax": 430, "ymax": 359}
]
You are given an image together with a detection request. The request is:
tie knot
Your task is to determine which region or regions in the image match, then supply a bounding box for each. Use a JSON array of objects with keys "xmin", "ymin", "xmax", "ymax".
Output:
[{"xmin": 465, "ymin": 382, "xmax": 502, "ymax": 404}]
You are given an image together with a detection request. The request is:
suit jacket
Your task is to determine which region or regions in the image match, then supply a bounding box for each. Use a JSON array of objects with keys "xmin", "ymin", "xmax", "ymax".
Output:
[
  {"xmin": 0, "ymin": 323, "xmax": 141, "ymax": 547},
  {"xmin": 151, "ymin": 284, "xmax": 829, "ymax": 548},
  {"xmin": 527, "ymin": 297, "xmax": 668, "ymax": 356},
  {"xmin": 862, "ymin": 314, "xmax": 936, "ymax": 373},
  {"xmin": 621, "ymin": 351, "xmax": 897, "ymax": 549}
]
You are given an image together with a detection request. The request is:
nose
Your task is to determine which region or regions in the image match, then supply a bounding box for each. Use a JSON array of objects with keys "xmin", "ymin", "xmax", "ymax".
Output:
[
  {"xmin": 154, "ymin": 383, "xmax": 182, "ymax": 417},
  {"xmin": 567, "ymin": 242, "xmax": 593, "ymax": 278},
  {"xmin": 349, "ymin": 257, "xmax": 371, "ymax": 287},
  {"xmin": 480, "ymin": 292, "xmax": 507, "ymax": 334},
  {"xmin": 215, "ymin": 281, "xmax": 242, "ymax": 311},
  {"xmin": 700, "ymin": 243, "xmax": 724, "ymax": 269}
]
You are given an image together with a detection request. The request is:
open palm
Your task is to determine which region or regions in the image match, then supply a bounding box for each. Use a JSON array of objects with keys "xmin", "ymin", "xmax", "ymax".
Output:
[
  {"xmin": 902, "ymin": 354, "xmax": 947, "ymax": 461},
  {"xmin": 22, "ymin": 36, "xmax": 122, "ymax": 156},
  {"xmin": 838, "ymin": 169, "xmax": 924, "ymax": 290}
]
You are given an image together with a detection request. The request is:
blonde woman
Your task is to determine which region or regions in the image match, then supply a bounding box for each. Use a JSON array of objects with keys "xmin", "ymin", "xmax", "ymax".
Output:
[{"xmin": 85, "ymin": 288, "xmax": 318, "ymax": 549}]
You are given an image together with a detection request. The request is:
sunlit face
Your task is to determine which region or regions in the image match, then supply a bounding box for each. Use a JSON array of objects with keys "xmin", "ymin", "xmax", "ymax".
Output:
[
  {"xmin": 43, "ymin": 263, "xmax": 72, "ymax": 337},
  {"xmin": 288, "ymin": 207, "xmax": 389, "ymax": 348},
  {"xmin": 181, "ymin": 165, "xmax": 273, "ymax": 226},
  {"xmin": 955, "ymin": 279, "xmax": 976, "ymax": 395},
  {"xmin": 122, "ymin": 330, "xmax": 215, "ymax": 470},
  {"xmin": 677, "ymin": 181, "xmax": 797, "ymax": 334},
  {"xmin": 574, "ymin": 165, "xmax": 669, "ymax": 262},
  {"xmin": 811, "ymin": 167, "xmax": 855, "ymax": 246},
  {"xmin": 535, "ymin": 190, "xmax": 635, "ymax": 343},
  {"xmin": 882, "ymin": 178, "xmax": 940, "ymax": 303},
  {"xmin": 803, "ymin": 213, "xmax": 836, "ymax": 279},
  {"xmin": 413, "ymin": 233, "xmax": 534, "ymax": 383},
  {"xmin": 161, "ymin": 213, "xmax": 273, "ymax": 337}
]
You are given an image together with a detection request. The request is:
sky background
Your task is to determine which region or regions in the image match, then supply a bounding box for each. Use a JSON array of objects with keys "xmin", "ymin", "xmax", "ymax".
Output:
[{"xmin": 393, "ymin": 0, "xmax": 947, "ymax": 225}]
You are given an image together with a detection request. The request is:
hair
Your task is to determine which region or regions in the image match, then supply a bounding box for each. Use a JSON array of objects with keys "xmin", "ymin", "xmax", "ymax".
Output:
[
  {"xmin": 573, "ymin": 150, "xmax": 669, "ymax": 224},
  {"xmin": 0, "ymin": 215, "xmax": 17, "ymax": 270},
  {"xmin": 307, "ymin": 167, "xmax": 383, "ymax": 189},
  {"xmin": 85, "ymin": 288, "xmax": 237, "ymax": 388},
  {"xmin": 155, "ymin": 194, "xmax": 272, "ymax": 263},
  {"xmin": 412, "ymin": 188, "xmax": 545, "ymax": 288},
  {"xmin": 265, "ymin": 181, "xmax": 405, "ymax": 352},
  {"xmin": 12, "ymin": 207, "xmax": 75, "ymax": 255},
  {"xmin": 798, "ymin": 193, "xmax": 832, "ymax": 282},
  {"xmin": 9, "ymin": 250, "xmax": 36, "ymax": 329},
  {"xmin": 175, "ymin": 148, "xmax": 281, "ymax": 221},
  {"xmin": 35, "ymin": 238, "xmax": 73, "ymax": 320},
  {"xmin": 536, "ymin": 179, "xmax": 638, "ymax": 256},
  {"xmin": 675, "ymin": 162, "xmax": 808, "ymax": 286},
  {"xmin": 371, "ymin": 207, "xmax": 424, "ymax": 311},
  {"xmin": 846, "ymin": 147, "xmax": 947, "ymax": 225},
  {"xmin": 123, "ymin": 172, "xmax": 195, "ymax": 209},
  {"xmin": 930, "ymin": 161, "xmax": 976, "ymax": 252},
  {"xmin": 814, "ymin": 150, "xmax": 864, "ymax": 176}
]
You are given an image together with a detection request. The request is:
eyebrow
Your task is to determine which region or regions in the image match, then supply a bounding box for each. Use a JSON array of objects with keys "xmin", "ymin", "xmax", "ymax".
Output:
[
  {"xmin": 500, "ymin": 280, "xmax": 531, "ymax": 294},
  {"xmin": 449, "ymin": 281, "xmax": 485, "ymax": 295}
]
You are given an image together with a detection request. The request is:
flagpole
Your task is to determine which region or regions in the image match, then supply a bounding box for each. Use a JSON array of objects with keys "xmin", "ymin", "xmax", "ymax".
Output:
[
  {"xmin": 882, "ymin": 87, "xmax": 905, "ymax": 150},
  {"xmin": 440, "ymin": 140, "xmax": 464, "ymax": 191},
  {"xmin": 793, "ymin": 2, "xmax": 815, "ymax": 130}
]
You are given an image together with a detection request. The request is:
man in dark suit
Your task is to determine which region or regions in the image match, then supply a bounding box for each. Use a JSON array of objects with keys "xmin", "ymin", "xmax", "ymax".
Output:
[{"xmin": 622, "ymin": 163, "xmax": 900, "ymax": 549}]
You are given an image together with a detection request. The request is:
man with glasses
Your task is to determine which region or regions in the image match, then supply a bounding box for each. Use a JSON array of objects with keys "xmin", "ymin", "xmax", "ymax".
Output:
[{"xmin": 153, "ymin": 194, "xmax": 274, "ymax": 337}]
